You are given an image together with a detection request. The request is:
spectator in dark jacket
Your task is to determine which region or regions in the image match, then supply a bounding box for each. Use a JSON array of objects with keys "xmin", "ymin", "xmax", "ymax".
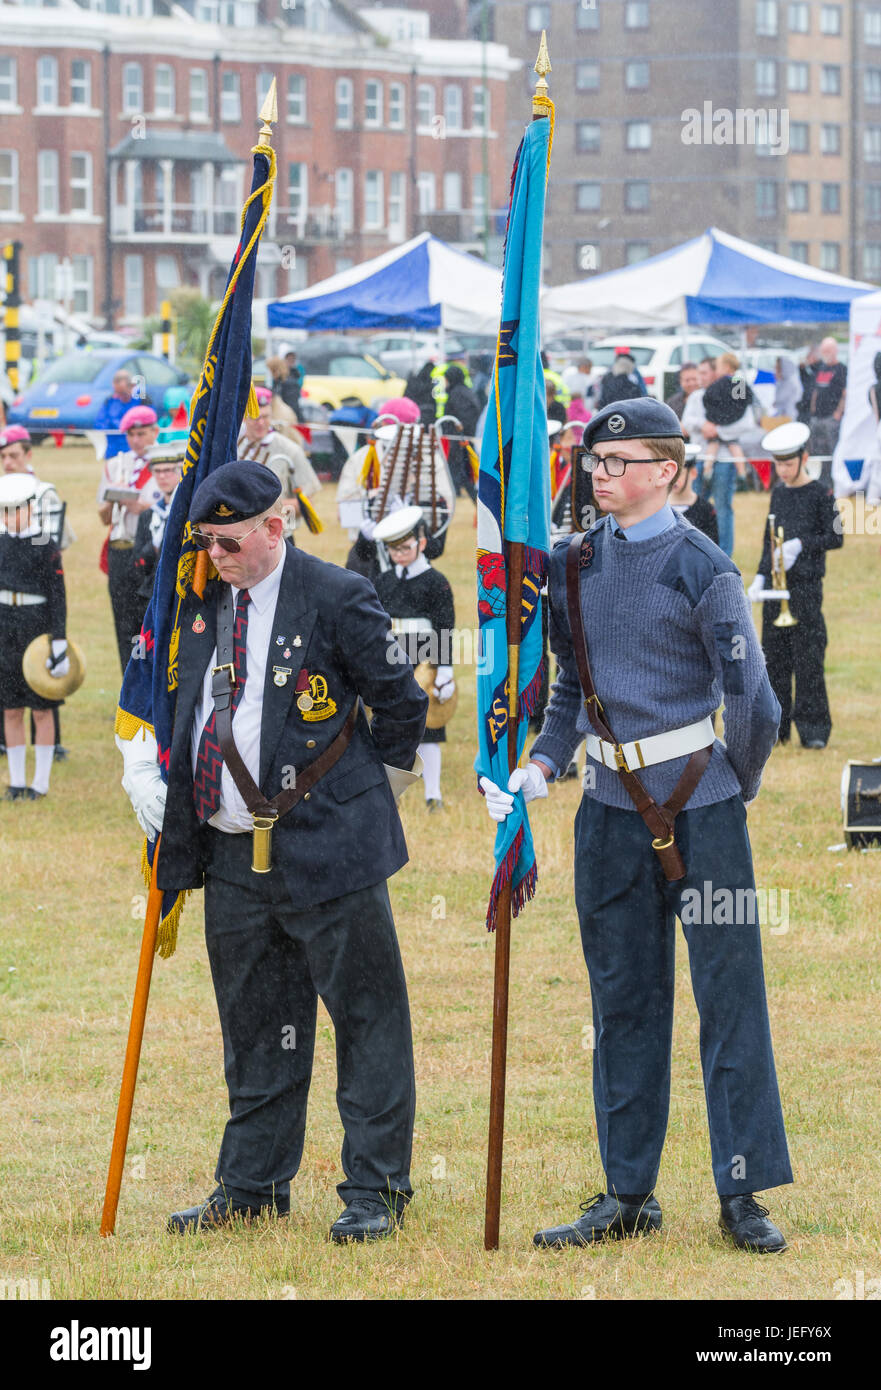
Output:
[
  {"xmin": 404, "ymin": 361, "xmax": 438, "ymax": 426},
  {"xmin": 597, "ymin": 352, "xmax": 645, "ymax": 410},
  {"xmin": 443, "ymin": 364, "xmax": 480, "ymax": 504}
]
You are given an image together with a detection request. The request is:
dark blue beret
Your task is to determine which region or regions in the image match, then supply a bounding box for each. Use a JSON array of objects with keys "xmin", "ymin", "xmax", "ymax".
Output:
[
  {"xmin": 583, "ymin": 397, "xmax": 685, "ymax": 450},
  {"xmin": 189, "ymin": 460, "xmax": 282, "ymax": 526}
]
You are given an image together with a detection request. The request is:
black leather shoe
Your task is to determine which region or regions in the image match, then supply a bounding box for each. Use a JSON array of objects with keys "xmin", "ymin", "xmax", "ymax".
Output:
[
  {"xmin": 426, "ymin": 798, "xmax": 444, "ymax": 812},
  {"xmin": 4, "ymin": 786, "xmax": 26, "ymax": 801},
  {"xmin": 534, "ymin": 1192, "xmax": 662, "ymax": 1248},
  {"xmin": 329, "ymin": 1197, "xmax": 403, "ymax": 1244},
  {"xmin": 167, "ymin": 1190, "xmax": 289, "ymax": 1234},
  {"xmin": 719, "ymin": 1194, "xmax": 788, "ymax": 1253},
  {"xmin": 25, "ymin": 788, "xmax": 46, "ymax": 800},
  {"xmin": 804, "ymin": 740, "xmax": 826, "ymax": 750},
  {"xmin": 54, "ymin": 745, "xmax": 69, "ymax": 762}
]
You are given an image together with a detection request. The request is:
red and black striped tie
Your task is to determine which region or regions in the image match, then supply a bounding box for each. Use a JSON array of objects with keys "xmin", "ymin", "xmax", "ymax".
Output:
[{"xmin": 193, "ymin": 589, "xmax": 250, "ymax": 823}]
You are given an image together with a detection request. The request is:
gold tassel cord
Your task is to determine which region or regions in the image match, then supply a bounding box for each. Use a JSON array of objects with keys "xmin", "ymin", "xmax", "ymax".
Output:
[
  {"xmin": 295, "ymin": 490, "xmax": 324, "ymax": 534},
  {"xmin": 358, "ymin": 441, "xmax": 381, "ymax": 489},
  {"xmin": 114, "ymin": 709, "xmax": 155, "ymax": 742}
]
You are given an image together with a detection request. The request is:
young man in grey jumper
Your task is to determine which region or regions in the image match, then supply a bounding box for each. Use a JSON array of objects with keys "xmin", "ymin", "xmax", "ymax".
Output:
[{"xmin": 481, "ymin": 397, "xmax": 792, "ymax": 1254}]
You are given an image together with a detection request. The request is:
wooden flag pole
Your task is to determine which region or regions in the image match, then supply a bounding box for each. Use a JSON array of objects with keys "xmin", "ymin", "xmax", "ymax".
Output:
[
  {"xmin": 100, "ymin": 844, "xmax": 163, "ymax": 1236},
  {"xmin": 483, "ymin": 34, "xmax": 552, "ymax": 1253}
]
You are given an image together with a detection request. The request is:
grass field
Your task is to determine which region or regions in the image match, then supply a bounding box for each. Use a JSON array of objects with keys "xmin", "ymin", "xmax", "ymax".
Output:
[{"xmin": 1, "ymin": 442, "xmax": 879, "ymax": 1302}]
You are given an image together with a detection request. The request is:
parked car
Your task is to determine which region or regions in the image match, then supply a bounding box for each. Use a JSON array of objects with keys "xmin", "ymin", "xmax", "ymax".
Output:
[
  {"xmin": 367, "ymin": 331, "xmax": 466, "ymax": 376},
  {"xmin": 296, "ymin": 340, "xmax": 405, "ymax": 412},
  {"xmin": 587, "ymin": 333, "xmax": 733, "ymax": 402},
  {"xmin": 7, "ymin": 348, "xmax": 191, "ymax": 440}
]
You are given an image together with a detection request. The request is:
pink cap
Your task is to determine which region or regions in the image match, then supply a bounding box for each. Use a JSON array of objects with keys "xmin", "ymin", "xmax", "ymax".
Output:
[
  {"xmin": 120, "ymin": 405, "xmax": 158, "ymax": 432},
  {"xmin": 0, "ymin": 425, "xmax": 31, "ymax": 448},
  {"xmin": 254, "ymin": 386, "xmax": 273, "ymax": 405},
  {"xmin": 379, "ymin": 396, "xmax": 421, "ymax": 424}
]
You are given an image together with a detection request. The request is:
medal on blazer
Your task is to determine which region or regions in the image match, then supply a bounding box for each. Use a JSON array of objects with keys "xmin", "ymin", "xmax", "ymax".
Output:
[
  {"xmin": 296, "ymin": 669, "xmax": 336, "ymax": 721},
  {"xmin": 273, "ymin": 666, "xmax": 292, "ymax": 687}
]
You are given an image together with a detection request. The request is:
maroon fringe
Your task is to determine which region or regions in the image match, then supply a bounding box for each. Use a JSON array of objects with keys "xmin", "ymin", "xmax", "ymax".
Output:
[
  {"xmin": 523, "ymin": 546, "xmax": 548, "ymax": 583},
  {"xmin": 512, "ymin": 859, "xmax": 538, "ymax": 918},
  {"xmin": 485, "ymin": 825, "xmax": 523, "ymax": 932},
  {"xmin": 518, "ymin": 661, "xmax": 544, "ymax": 721}
]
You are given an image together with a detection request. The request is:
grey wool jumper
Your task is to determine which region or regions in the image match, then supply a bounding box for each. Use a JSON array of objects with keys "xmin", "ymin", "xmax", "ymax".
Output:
[{"xmin": 531, "ymin": 513, "xmax": 781, "ymax": 810}]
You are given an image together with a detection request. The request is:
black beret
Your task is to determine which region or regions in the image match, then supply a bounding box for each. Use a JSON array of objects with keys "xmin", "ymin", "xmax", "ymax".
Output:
[
  {"xmin": 189, "ymin": 460, "xmax": 282, "ymax": 526},
  {"xmin": 583, "ymin": 397, "xmax": 685, "ymax": 450}
]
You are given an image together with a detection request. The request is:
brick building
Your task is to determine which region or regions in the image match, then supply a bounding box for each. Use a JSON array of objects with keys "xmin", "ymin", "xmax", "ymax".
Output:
[{"xmin": 0, "ymin": 0, "xmax": 517, "ymax": 326}]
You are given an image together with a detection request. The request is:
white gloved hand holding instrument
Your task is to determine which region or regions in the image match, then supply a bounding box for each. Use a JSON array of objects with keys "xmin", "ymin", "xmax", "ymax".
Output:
[
  {"xmin": 46, "ymin": 638, "xmax": 70, "ymax": 679},
  {"xmin": 116, "ymin": 728, "xmax": 167, "ymax": 840},
  {"xmin": 479, "ymin": 762, "xmax": 549, "ymax": 822},
  {"xmin": 432, "ymin": 664, "xmax": 456, "ymax": 703}
]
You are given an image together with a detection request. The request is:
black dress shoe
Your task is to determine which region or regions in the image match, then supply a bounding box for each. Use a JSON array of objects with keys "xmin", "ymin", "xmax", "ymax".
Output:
[
  {"xmin": 426, "ymin": 798, "xmax": 444, "ymax": 812},
  {"xmin": 329, "ymin": 1197, "xmax": 403, "ymax": 1244},
  {"xmin": 53, "ymin": 745, "xmax": 69, "ymax": 762},
  {"xmin": 804, "ymin": 740, "xmax": 826, "ymax": 750},
  {"xmin": 25, "ymin": 788, "xmax": 46, "ymax": 800},
  {"xmin": 534, "ymin": 1192, "xmax": 662, "ymax": 1248},
  {"xmin": 167, "ymin": 1190, "xmax": 289, "ymax": 1234},
  {"xmin": 4, "ymin": 786, "xmax": 26, "ymax": 802},
  {"xmin": 719, "ymin": 1194, "xmax": 787, "ymax": 1253}
]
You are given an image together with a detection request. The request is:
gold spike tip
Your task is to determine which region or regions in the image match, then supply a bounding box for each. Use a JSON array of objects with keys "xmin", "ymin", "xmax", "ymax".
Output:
[
  {"xmin": 533, "ymin": 31, "xmax": 551, "ymax": 112},
  {"xmin": 534, "ymin": 31, "xmax": 551, "ymax": 80},
  {"xmin": 258, "ymin": 76, "xmax": 278, "ymax": 142}
]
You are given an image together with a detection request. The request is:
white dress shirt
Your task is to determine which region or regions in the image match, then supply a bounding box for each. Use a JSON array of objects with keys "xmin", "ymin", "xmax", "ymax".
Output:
[
  {"xmin": 190, "ymin": 548, "xmax": 285, "ymax": 833},
  {"xmin": 97, "ymin": 450, "xmax": 160, "ymax": 541}
]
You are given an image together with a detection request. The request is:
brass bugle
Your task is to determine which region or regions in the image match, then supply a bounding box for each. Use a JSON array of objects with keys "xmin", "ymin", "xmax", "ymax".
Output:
[{"xmin": 768, "ymin": 514, "xmax": 798, "ymax": 628}]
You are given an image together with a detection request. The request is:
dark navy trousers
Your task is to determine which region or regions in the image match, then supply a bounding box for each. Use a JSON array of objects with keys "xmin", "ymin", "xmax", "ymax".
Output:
[{"xmin": 574, "ymin": 794, "xmax": 793, "ymax": 1197}]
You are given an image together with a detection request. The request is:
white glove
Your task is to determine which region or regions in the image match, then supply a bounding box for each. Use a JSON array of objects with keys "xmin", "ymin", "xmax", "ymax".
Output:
[
  {"xmin": 115, "ymin": 731, "xmax": 167, "ymax": 839},
  {"xmin": 46, "ymin": 638, "xmax": 69, "ymax": 678},
  {"xmin": 781, "ymin": 537, "xmax": 803, "ymax": 570},
  {"xmin": 432, "ymin": 665, "xmax": 455, "ymax": 702},
  {"xmin": 747, "ymin": 575, "xmax": 766, "ymax": 602},
  {"xmin": 479, "ymin": 764, "xmax": 549, "ymax": 822}
]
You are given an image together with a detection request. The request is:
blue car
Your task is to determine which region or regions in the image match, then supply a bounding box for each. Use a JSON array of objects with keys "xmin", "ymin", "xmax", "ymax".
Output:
[{"xmin": 8, "ymin": 348, "xmax": 191, "ymax": 441}]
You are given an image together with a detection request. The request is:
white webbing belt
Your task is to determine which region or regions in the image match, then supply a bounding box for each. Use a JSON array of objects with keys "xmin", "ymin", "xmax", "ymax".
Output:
[
  {"xmin": 0, "ymin": 591, "xmax": 47, "ymax": 606},
  {"xmin": 585, "ymin": 715, "xmax": 716, "ymax": 774}
]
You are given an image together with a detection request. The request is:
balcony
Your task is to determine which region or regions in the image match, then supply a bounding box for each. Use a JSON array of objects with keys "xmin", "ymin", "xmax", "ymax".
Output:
[
  {"xmin": 277, "ymin": 207, "xmax": 345, "ymax": 244},
  {"xmin": 111, "ymin": 203, "xmax": 239, "ymax": 241}
]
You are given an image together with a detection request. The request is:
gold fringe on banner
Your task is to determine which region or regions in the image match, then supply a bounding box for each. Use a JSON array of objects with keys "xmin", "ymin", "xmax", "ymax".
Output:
[
  {"xmin": 139, "ymin": 839, "xmax": 190, "ymax": 959},
  {"xmin": 295, "ymin": 490, "xmax": 324, "ymax": 533}
]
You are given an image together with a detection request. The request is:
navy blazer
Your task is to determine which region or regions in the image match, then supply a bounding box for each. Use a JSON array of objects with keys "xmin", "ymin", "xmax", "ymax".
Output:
[{"xmin": 157, "ymin": 541, "xmax": 428, "ymax": 909}]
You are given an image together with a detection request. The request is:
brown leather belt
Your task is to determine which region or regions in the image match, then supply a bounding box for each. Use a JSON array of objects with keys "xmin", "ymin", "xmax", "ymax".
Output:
[{"xmin": 565, "ymin": 530, "xmax": 712, "ymax": 882}]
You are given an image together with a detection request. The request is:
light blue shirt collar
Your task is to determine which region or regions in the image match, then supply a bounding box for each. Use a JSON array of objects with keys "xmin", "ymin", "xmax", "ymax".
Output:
[{"xmin": 608, "ymin": 502, "xmax": 677, "ymax": 542}]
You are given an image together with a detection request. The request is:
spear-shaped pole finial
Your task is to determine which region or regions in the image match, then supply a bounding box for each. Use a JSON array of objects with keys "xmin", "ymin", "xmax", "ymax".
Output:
[
  {"xmin": 258, "ymin": 76, "xmax": 278, "ymax": 144},
  {"xmin": 533, "ymin": 31, "xmax": 552, "ymax": 115}
]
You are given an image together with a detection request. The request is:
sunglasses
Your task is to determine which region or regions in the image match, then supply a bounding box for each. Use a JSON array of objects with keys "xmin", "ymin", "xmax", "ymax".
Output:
[{"xmin": 190, "ymin": 518, "xmax": 265, "ymax": 553}]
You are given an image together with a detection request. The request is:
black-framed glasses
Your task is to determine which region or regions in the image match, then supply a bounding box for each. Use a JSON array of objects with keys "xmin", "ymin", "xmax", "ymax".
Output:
[
  {"xmin": 577, "ymin": 447, "xmax": 663, "ymax": 478},
  {"xmin": 190, "ymin": 518, "xmax": 265, "ymax": 553}
]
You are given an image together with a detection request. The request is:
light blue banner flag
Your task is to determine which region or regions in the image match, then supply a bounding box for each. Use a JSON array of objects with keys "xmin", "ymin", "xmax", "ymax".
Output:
[{"xmin": 475, "ymin": 114, "xmax": 552, "ymax": 932}]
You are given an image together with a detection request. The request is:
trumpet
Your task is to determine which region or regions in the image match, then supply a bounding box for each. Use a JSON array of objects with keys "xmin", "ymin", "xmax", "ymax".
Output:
[{"xmin": 768, "ymin": 513, "xmax": 798, "ymax": 628}]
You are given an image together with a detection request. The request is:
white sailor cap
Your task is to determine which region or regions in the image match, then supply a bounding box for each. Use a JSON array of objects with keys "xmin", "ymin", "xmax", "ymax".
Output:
[
  {"xmin": 145, "ymin": 440, "xmax": 186, "ymax": 467},
  {"xmin": 0, "ymin": 472, "xmax": 37, "ymax": 509},
  {"xmin": 761, "ymin": 421, "xmax": 810, "ymax": 458},
  {"xmin": 374, "ymin": 505, "xmax": 425, "ymax": 546}
]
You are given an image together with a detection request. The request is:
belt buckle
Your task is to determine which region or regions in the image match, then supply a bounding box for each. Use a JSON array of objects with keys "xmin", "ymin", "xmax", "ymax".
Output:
[
  {"xmin": 212, "ymin": 661, "xmax": 236, "ymax": 688},
  {"xmin": 613, "ymin": 743, "xmax": 630, "ymax": 773}
]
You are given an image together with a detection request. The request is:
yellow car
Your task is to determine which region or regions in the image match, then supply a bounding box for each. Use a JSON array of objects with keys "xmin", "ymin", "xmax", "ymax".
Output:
[{"xmin": 298, "ymin": 347, "xmax": 406, "ymax": 412}]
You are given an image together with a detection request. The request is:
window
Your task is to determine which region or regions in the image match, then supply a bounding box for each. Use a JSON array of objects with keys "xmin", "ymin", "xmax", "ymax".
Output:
[
  {"xmin": 756, "ymin": 60, "xmax": 777, "ymax": 97},
  {"xmin": 286, "ymin": 161, "xmax": 307, "ymax": 231},
  {"xmin": 0, "ymin": 151, "xmax": 18, "ymax": 214},
  {"xmin": 868, "ymin": 10, "xmax": 881, "ymax": 45},
  {"xmin": 756, "ymin": 0, "xmax": 778, "ymax": 35},
  {"xmin": 365, "ymin": 80, "xmax": 383, "ymax": 127},
  {"xmin": 190, "ymin": 68, "xmax": 208, "ymax": 119},
  {"xmin": 576, "ymin": 61, "xmax": 600, "ymax": 92},
  {"xmin": 221, "ymin": 72, "xmax": 240, "ymax": 122},
  {"xmin": 820, "ymin": 123, "xmax": 841, "ymax": 155},
  {"xmin": 864, "ymin": 244, "xmax": 881, "ymax": 278},
  {"xmin": 0, "ymin": 57, "xmax": 17, "ymax": 106},
  {"xmin": 625, "ymin": 120, "xmax": 651, "ymax": 151},
  {"xmin": 388, "ymin": 171, "xmax": 406, "ymax": 241},
  {"xmin": 576, "ymin": 121, "xmax": 601, "ymax": 153},
  {"xmin": 416, "ymin": 172, "xmax": 436, "ymax": 215},
  {"xmin": 790, "ymin": 121, "xmax": 809, "ymax": 153},
  {"xmin": 820, "ymin": 242, "xmax": 841, "ymax": 271},
  {"xmin": 821, "ymin": 65, "xmax": 842, "ymax": 95},
  {"xmin": 444, "ymin": 85, "xmax": 462, "ymax": 132},
  {"xmin": 625, "ymin": 242, "xmax": 651, "ymax": 264},
  {"xmin": 28, "ymin": 253, "xmax": 59, "ymax": 301},
  {"xmin": 156, "ymin": 254, "xmax": 179, "ymax": 296},
  {"xmin": 335, "ymin": 78, "xmax": 353, "ymax": 128},
  {"xmin": 576, "ymin": 181, "xmax": 601, "ymax": 212},
  {"xmin": 443, "ymin": 171, "xmax": 462, "ymax": 211},
  {"xmin": 417, "ymin": 84, "xmax": 435, "ymax": 128},
  {"xmin": 757, "ymin": 239, "xmax": 778, "ymax": 253},
  {"xmin": 756, "ymin": 179, "xmax": 778, "ymax": 217},
  {"xmin": 867, "ymin": 70, "xmax": 881, "ymax": 104},
  {"xmin": 625, "ymin": 61, "xmax": 649, "ymax": 91},
  {"xmin": 472, "ymin": 172, "xmax": 487, "ymax": 235},
  {"xmin": 527, "ymin": 3, "xmax": 550, "ymax": 31},
  {"xmin": 389, "ymin": 82, "xmax": 405, "ymax": 128},
  {"xmin": 286, "ymin": 73, "xmax": 306, "ymax": 123},
  {"xmin": 820, "ymin": 5, "xmax": 842, "ymax": 35},
  {"xmin": 37, "ymin": 56, "xmax": 58, "ymax": 108},
  {"xmin": 625, "ymin": 1, "xmax": 649, "ymax": 29},
  {"xmin": 576, "ymin": 2, "xmax": 599, "ymax": 32},
  {"xmin": 123, "ymin": 63, "xmax": 142, "ymax": 113},
  {"xmin": 625, "ymin": 180, "xmax": 650, "ymax": 212},
  {"xmin": 287, "ymin": 259, "xmax": 307, "ymax": 293},
  {"xmin": 70, "ymin": 60, "xmax": 91, "ymax": 108},
  {"xmin": 38, "ymin": 150, "xmax": 59, "ymax": 214},
  {"xmin": 789, "ymin": 242, "xmax": 809, "ymax": 262},
  {"xmin": 787, "ymin": 63, "xmax": 809, "ymax": 93},
  {"xmin": 865, "ymin": 127, "xmax": 881, "ymax": 161},
  {"xmin": 72, "ymin": 255, "xmax": 93, "ymax": 316},
  {"xmin": 867, "ymin": 186, "xmax": 881, "ymax": 219},
  {"xmin": 822, "ymin": 182, "xmax": 841, "ymax": 214},
  {"xmin": 788, "ymin": 1, "xmax": 809, "ymax": 31},
  {"xmin": 71, "ymin": 153, "xmax": 92, "ymax": 214},
  {"xmin": 364, "ymin": 171, "xmax": 383, "ymax": 229},
  {"xmin": 154, "ymin": 64, "xmax": 174, "ymax": 114},
  {"xmin": 788, "ymin": 181, "xmax": 809, "ymax": 213},
  {"xmin": 124, "ymin": 254, "xmax": 143, "ymax": 319},
  {"xmin": 334, "ymin": 167, "xmax": 353, "ymax": 233}
]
